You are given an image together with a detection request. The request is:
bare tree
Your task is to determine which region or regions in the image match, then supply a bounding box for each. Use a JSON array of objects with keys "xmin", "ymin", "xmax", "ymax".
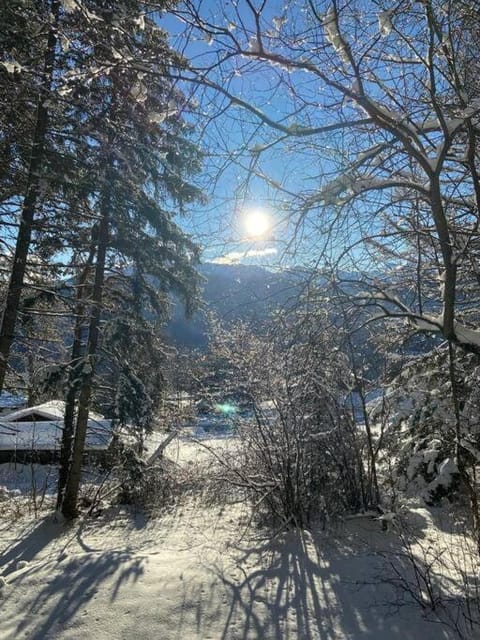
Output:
[
  {"xmin": 175, "ymin": 0, "xmax": 480, "ymax": 349},
  {"xmin": 205, "ymin": 310, "xmax": 366, "ymax": 527}
]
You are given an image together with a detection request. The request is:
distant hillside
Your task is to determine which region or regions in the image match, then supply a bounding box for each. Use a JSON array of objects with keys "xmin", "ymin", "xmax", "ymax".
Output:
[
  {"xmin": 165, "ymin": 263, "xmax": 441, "ymax": 368},
  {"xmin": 166, "ymin": 262, "xmax": 304, "ymax": 348}
]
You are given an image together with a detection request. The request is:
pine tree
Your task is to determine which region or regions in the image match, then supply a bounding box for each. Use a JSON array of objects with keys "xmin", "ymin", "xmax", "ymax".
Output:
[
  {"xmin": 0, "ymin": 0, "xmax": 61, "ymax": 391},
  {"xmin": 56, "ymin": 2, "xmax": 203, "ymax": 518},
  {"xmin": 2, "ymin": 1, "xmax": 204, "ymax": 516}
]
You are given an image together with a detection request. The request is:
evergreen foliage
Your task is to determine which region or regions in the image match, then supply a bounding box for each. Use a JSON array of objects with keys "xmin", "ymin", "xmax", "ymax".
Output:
[{"xmin": 0, "ymin": 1, "xmax": 204, "ymax": 518}]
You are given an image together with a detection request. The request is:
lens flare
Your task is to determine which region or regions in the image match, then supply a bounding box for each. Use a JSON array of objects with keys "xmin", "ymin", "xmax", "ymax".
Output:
[{"xmin": 214, "ymin": 403, "xmax": 237, "ymax": 415}]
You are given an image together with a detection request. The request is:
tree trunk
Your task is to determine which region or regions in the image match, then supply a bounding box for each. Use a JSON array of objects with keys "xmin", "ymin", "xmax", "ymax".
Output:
[
  {"xmin": 56, "ymin": 249, "xmax": 96, "ymax": 510},
  {"xmin": 430, "ymin": 177, "xmax": 457, "ymax": 339},
  {"xmin": 61, "ymin": 181, "xmax": 111, "ymax": 519},
  {"xmin": 0, "ymin": 0, "xmax": 59, "ymax": 393}
]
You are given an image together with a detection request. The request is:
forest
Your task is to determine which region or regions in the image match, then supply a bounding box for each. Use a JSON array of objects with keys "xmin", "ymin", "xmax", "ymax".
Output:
[{"xmin": 0, "ymin": 1, "xmax": 479, "ymax": 638}]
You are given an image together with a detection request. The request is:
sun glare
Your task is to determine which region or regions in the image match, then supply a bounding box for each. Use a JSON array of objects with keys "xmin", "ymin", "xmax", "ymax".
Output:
[{"xmin": 243, "ymin": 209, "xmax": 271, "ymax": 238}]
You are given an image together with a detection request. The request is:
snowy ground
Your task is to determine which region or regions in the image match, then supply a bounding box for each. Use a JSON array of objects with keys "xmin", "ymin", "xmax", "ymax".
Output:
[{"xmin": 0, "ymin": 441, "xmax": 477, "ymax": 639}]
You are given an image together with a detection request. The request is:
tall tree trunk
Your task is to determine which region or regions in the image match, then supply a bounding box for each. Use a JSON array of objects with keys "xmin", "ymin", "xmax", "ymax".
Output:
[
  {"xmin": 61, "ymin": 181, "xmax": 111, "ymax": 519},
  {"xmin": 0, "ymin": 0, "xmax": 59, "ymax": 393},
  {"xmin": 56, "ymin": 248, "xmax": 96, "ymax": 510}
]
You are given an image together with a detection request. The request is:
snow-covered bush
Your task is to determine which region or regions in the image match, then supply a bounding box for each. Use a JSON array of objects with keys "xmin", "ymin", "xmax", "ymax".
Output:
[
  {"xmin": 370, "ymin": 348, "xmax": 480, "ymax": 505},
  {"xmin": 237, "ymin": 397, "xmax": 361, "ymax": 528},
  {"xmin": 207, "ymin": 313, "xmax": 366, "ymax": 528},
  {"xmin": 115, "ymin": 444, "xmax": 179, "ymax": 512}
]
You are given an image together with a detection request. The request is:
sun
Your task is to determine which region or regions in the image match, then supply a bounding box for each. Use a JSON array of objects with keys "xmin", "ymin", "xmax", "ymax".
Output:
[{"xmin": 243, "ymin": 208, "xmax": 272, "ymax": 238}]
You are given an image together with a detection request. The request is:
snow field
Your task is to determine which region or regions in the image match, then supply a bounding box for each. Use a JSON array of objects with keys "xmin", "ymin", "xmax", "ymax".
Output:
[{"xmin": 0, "ymin": 438, "xmax": 476, "ymax": 638}]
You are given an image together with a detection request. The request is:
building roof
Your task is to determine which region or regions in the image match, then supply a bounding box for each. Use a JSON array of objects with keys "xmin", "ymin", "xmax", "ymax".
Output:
[
  {"xmin": 0, "ymin": 401, "xmax": 113, "ymax": 451},
  {"xmin": 2, "ymin": 400, "xmax": 104, "ymax": 423},
  {"xmin": 0, "ymin": 420, "xmax": 113, "ymax": 451}
]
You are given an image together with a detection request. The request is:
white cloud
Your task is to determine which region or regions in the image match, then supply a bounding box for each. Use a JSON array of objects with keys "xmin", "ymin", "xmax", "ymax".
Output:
[{"xmin": 211, "ymin": 247, "xmax": 278, "ymax": 265}]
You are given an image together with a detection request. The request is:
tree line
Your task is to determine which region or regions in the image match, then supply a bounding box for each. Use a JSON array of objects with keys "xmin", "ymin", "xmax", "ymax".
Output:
[{"xmin": 0, "ymin": 0, "xmax": 203, "ymax": 518}]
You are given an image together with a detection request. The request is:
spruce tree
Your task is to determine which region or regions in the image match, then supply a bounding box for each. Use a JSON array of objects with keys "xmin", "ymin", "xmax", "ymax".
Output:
[
  {"xmin": 56, "ymin": 2, "xmax": 203, "ymax": 518},
  {"xmin": 0, "ymin": 0, "xmax": 61, "ymax": 391}
]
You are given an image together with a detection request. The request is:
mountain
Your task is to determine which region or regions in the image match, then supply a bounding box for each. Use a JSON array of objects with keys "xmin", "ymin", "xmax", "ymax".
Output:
[{"xmin": 166, "ymin": 262, "xmax": 304, "ymax": 348}]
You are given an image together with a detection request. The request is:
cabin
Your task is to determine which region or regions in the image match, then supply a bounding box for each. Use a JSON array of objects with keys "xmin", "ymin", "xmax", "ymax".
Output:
[{"xmin": 0, "ymin": 400, "xmax": 114, "ymax": 463}]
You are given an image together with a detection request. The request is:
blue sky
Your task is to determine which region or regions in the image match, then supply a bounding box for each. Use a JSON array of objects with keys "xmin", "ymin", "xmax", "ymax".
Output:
[
  {"xmin": 160, "ymin": 1, "xmax": 328, "ymax": 268},
  {"xmin": 161, "ymin": 1, "xmax": 394, "ymax": 272},
  {"xmin": 157, "ymin": 0, "xmax": 445, "ymax": 276}
]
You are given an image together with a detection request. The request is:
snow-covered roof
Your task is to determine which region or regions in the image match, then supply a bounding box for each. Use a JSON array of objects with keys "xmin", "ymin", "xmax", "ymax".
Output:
[
  {"xmin": 2, "ymin": 400, "xmax": 104, "ymax": 423},
  {"xmin": 0, "ymin": 401, "xmax": 113, "ymax": 451},
  {"xmin": 0, "ymin": 419, "xmax": 113, "ymax": 451}
]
